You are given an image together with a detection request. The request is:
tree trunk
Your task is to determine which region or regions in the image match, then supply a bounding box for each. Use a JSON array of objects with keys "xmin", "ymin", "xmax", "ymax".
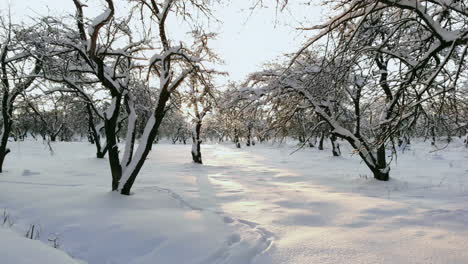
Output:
[
  {"xmin": 96, "ymin": 145, "xmax": 108, "ymax": 159},
  {"xmin": 330, "ymin": 134, "xmax": 341, "ymax": 156},
  {"xmin": 371, "ymin": 166, "xmax": 390, "ymax": 181},
  {"xmin": 298, "ymin": 135, "xmax": 304, "ymax": 143},
  {"xmin": 234, "ymin": 128, "xmax": 241, "ymax": 148},
  {"xmin": 104, "ymin": 96, "xmax": 123, "ymax": 191},
  {"xmin": 352, "ymin": 142, "xmax": 390, "ymax": 181},
  {"xmin": 246, "ymin": 126, "xmax": 252, "ymax": 147},
  {"xmin": 431, "ymin": 126, "xmax": 436, "ymax": 145},
  {"xmin": 88, "ymin": 132, "xmax": 95, "ymax": 144},
  {"xmin": 106, "ymin": 123, "xmax": 121, "ymax": 190},
  {"xmin": 86, "ymin": 103, "xmax": 106, "ymax": 158},
  {"xmin": 318, "ymin": 131, "xmax": 325, "ymax": 150},
  {"xmin": 120, "ymin": 88, "xmax": 171, "ymax": 195},
  {"xmin": 0, "ymin": 123, "xmax": 12, "ymax": 173},
  {"xmin": 120, "ymin": 96, "xmax": 137, "ymax": 169},
  {"xmin": 374, "ymin": 144, "xmax": 389, "ymax": 181},
  {"xmin": 191, "ymin": 121, "xmax": 202, "ymax": 164}
]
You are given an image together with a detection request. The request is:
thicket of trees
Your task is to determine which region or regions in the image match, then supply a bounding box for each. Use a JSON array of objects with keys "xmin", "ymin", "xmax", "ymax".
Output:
[{"xmin": 1, "ymin": 0, "xmax": 467, "ymax": 194}]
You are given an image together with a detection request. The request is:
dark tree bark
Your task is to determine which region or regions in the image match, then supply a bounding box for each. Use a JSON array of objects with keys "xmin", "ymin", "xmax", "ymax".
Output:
[
  {"xmin": 431, "ymin": 126, "xmax": 436, "ymax": 146},
  {"xmin": 246, "ymin": 125, "xmax": 252, "ymax": 147},
  {"xmin": 104, "ymin": 95, "xmax": 123, "ymax": 191},
  {"xmin": 375, "ymin": 144, "xmax": 388, "ymax": 180},
  {"xmin": 191, "ymin": 120, "xmax": 203, "ymax": 164},
  {"xmin": 234, "ymin": 128, "xmax": 241, "ymax": 148},
  {"xmin": 86, "ymin": 103, "xmax": 107, "ymax": 158},
  {"xmin": 318, "ymin": 131, "xmax": 325, "ymax": 150},
  {"xmin": 120, "ymin": 88, "xmax": 171, "ymax": 195},
  {"xmin": 0, "ymin": 46, "xmax": 41, "ymax": 172},
  {"xmin": 0, "ymin": 120, "xmax": 12, "ymax": 172}
]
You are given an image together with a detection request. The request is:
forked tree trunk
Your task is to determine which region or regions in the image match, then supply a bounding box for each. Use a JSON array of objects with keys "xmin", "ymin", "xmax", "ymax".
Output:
[
  {"xmin": 347, "ymin": 139, "xmax": 390, "ymax": 181},
  {"xmin": 96, "ymin": 146, "xmax": 108, "ymax": 159},
  {"xmin": 295, "ymin": 70, "xmax": 391, "ymax": 181},
  {"xmin": 120, "ymin": 88, "xmax": 171, "ymax": 195}
]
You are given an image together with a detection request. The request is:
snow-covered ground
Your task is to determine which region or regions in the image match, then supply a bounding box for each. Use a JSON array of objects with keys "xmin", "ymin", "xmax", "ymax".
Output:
[{"xmin": 0, "ymin": 139, "xmax": 467, "ymax": 263}]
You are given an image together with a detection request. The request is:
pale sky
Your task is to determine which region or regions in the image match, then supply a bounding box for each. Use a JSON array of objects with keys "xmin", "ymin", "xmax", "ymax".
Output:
[{"xmin": 1, "ymin": 0, "xmax": 325, "ymax": 84}]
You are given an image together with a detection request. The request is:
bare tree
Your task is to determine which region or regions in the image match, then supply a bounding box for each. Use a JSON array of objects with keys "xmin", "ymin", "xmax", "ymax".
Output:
[
  {"xmin": 0, "ymin": 16, "xmax": 42, "ymax": 172},
  {"xmin": 248, "ymin": 0, "xmax": 468, "ymax": 181},
  {"xmin": 35, "ymin": 0, "xmax": 219, "ymax": 194}
]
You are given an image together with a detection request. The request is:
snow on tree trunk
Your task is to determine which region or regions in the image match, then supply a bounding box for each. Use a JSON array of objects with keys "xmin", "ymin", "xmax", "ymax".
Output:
[
  {"xmin": 191, "ymin": 120, "xmax": 202, "ymax": 164},
  {"xmin": 119, "ymin": 88, "xmax": 172, "ymax": 195},
  {"xmin": 0, "ymin": 127, "xmax": 11, "ymax": 172},
  {"xmin": 330, "ymin": 134, "xmax": 341, "ymax": 157},
  {"xmin": 0, "ymin": 95, "xmax": 12, "ymax": 173},
  {"xmin": 104, "ymin": 96, "xmax": 123, "ymax": 191},
  {"xmin": 120, "ymin": 96, "xmax": 137, "ymax": 170}
]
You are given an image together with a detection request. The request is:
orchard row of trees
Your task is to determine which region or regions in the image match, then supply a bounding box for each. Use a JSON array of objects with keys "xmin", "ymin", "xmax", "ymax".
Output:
[
  {"xmin": 1, "ymin": 0, "xmax": 467, "ymax": 194},
  {"xmin": 240, "ymin": 0, "xmax": 468, "ymax": 180},
  {"xmin": 0, "ymin": 0, "xmax": 219, "ymax": 195}
]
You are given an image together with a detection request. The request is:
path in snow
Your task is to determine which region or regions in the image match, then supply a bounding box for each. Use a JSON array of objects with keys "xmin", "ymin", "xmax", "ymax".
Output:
[{"xmin": 158, "ymin": 143, "xmax": 468, "ymax": 264}]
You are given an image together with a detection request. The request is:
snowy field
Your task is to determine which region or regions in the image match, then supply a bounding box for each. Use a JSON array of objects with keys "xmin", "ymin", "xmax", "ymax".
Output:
[{"xmin": 0, "ymin": 140, "xmax": 467, "ymax": 264}]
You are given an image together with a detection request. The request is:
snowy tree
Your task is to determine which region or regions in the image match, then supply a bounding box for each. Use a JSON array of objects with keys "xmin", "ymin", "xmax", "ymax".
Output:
[
  {"xmin": 250, "ymin": 0, "xmax": 468, "ymax": 181},
  {"xmin": 183, "ymin": 31, "xmax": 221, "ymax": 163},
  {"xmin": 186, "ymin": 72, "xmax": 215, "ymax": 164},
  {"xmin": 0, "ymin": 17, "xmax": 42, "ymax": 172},
  {"xmin": 37, "ymin": 0, "xmax": 218, "ymax": 194}
]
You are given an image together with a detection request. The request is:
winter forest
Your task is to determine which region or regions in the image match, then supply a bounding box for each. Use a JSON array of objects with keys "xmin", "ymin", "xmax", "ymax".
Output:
[{"xmin": 0, "ymin": 0, "xmax": 467, "ymax": 263}]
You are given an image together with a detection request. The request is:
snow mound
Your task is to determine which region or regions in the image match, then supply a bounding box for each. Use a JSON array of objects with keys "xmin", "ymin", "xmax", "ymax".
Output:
[{"xmin": 0, "ymin": 227, "xmax": 81, "ymax": 264}]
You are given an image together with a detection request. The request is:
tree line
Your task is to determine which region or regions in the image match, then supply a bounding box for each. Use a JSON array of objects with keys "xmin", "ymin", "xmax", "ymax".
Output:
[{"xmin": 0, "ymin": 0, "xmax": 467, "ymax": 195}]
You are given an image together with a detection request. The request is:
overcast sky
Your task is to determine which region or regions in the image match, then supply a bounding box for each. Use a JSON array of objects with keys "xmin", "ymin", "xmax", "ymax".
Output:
[{"xmin": 1, "ymin": 0, "xmax": 325, "ymax": 84}]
